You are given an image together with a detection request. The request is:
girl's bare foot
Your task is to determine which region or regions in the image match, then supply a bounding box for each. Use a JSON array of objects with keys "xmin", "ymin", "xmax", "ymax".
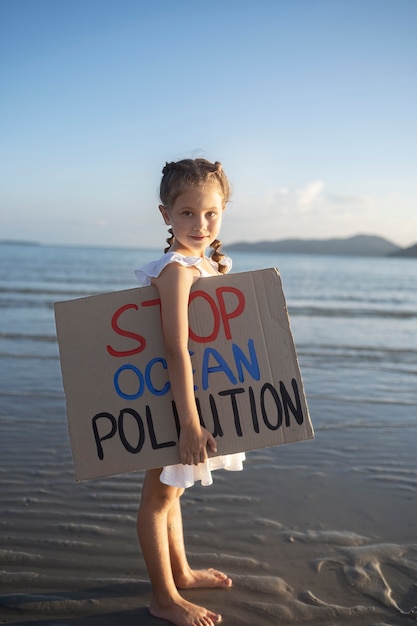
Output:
[
  {"xmin": 175, "ymin": 567, "xmax": 232, "ymax": 590},
  {"xmin": 149, "ymin": 596, "xmax": 222, "ymax": 626}
]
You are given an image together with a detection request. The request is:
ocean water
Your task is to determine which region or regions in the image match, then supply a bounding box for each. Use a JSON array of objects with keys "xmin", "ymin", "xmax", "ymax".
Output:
[
  {"xmin": 1, "ymin": 242, "xmax": 416, "ymax": 426},
  {"xmin": 1, "ymin": 243, "xmax": 417, "ymax": 625}
]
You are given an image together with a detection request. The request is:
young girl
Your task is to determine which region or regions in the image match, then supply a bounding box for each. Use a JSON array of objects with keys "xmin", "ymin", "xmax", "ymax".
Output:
[{"xmin": 135, "ymin": 159, "xmax": 245, "ymax": 626}]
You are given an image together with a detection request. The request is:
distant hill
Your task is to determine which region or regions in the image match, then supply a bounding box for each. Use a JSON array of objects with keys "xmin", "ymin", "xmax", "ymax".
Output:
[
  {"xmin": 389, "ymin": 243, "xmax": 417, "ymax": 258},
  {"xmin": 226, "ymin": 234, "xmax": 402, "ymax": 257}
]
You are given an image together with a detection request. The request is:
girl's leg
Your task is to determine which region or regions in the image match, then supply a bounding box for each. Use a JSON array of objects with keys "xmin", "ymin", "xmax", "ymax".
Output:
[
  {"xmin": 137, "ymin": 468, "xmax": 222, "ymax": 626},
  {"xmin": 167, "ymin": 494, "xmax": 232, "ymax": 590}
]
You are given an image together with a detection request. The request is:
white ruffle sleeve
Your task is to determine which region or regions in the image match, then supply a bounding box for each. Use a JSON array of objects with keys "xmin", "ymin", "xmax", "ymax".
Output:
[
  {"xmin": 135, "ymin": 252, "xmax": 204, "ymax": 286},
  {"xmin": 135, "ymin": 251, "xmax": 232, "ymax": 285}
]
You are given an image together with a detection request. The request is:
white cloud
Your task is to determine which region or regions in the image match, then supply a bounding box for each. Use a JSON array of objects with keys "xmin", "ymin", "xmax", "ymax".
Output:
[
  {"xmin": 263, "ymin": 181, "xmax": 381, "ymax": 220},
  {"xmin": 222, "ymin": 182, "xmax": 417, "ymax": 247},
  {"xmin": 263, "ymin": 180, "xmax": 326, "ymax": 217},
  {"xmin": 296, "ymin": 180, "xmax": 325, "ymax": 207}
]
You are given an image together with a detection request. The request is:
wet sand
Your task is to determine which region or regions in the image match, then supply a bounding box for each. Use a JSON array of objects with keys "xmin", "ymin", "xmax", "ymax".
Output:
[{"xmin": 1, "ymin": 397, "xmax": 417, "ymax": 625}]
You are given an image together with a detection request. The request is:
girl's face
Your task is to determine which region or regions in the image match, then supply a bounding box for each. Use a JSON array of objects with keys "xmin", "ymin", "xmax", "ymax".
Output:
[{"xmin": 160, "ymin": 184, "xmax": 224, "ymax": 256}]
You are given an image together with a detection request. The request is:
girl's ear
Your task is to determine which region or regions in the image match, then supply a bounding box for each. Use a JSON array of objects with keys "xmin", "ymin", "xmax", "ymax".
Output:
[{"xmin": 159, "ymin": 205, "xmax": 171, "ymax": 225}]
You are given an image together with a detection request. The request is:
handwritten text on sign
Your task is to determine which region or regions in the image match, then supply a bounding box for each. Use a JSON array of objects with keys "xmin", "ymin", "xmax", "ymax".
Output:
[{"xmin": 54, "ymin": 269, "xmax": 314, "ymax": 480}]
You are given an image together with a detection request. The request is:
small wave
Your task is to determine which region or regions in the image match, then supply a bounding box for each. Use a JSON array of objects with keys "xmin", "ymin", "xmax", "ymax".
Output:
[
  {"xmin": 246, "ymin": 596, "xmax": 377, "ymax": 622},
  {"xmin": 0, "ymin": 570, "xmax": 40, "ymax": 583},
  {"xmin": 234, "ymin": 573, "xmax": 293, "ymax": 595},
  {"xmin": 0, "ymin": 286, "xmax": 96, "ymax": 297},
  {"xmin": 0, "ymin": 331, "xmax": 57, "ymax": 343},
  {"xmin": 299, "ymin": 343, "xmax": 417, "ymax": 357},
  {"xmin": 289, "ymin": 305, "xmax": 417, "ymax": 319},
  {"xmin": 297, "ymin": 344, "xmax": 417, "ymax": 371},
  {"xmin": 0, "ymin": 351, "xmax": 58, "ymax": 360},
  {"xmin": 284, "ymin": 530, "xmax": 369, "ymax": 545},
  {"xmin": 0, "ymin": 550, "xmax": 41, "ymax": 564},
  {"xmin": 189, "ymin": 551, "xmax": 262, "ymax": 569},
  {"xmin": 308, "ymin": 393, "xmax": 417, "ymax": 408},
  {"xmin": 0, "ymin": 390, "xmax": 65, "ymax": 399},
  {"xmin": 367, "ymin": 474, "xmax": 417, "ymax": 490},
  {"xmin": 82, "ymin": 511, "xmax": 136, "ymax": 524},
  {"xmin": 0, "ymin": 592, "xmax": 101, "ymax": 615},
  {"xmin": 3, "ymin": 535, "xmax": 93, "ymax": 550},
  {"xmin": 54, "ymin": 522, "xmax": 117, "ymax": 536}
]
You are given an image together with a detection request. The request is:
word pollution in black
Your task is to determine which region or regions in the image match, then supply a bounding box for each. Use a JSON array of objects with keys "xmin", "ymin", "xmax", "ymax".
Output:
[{"xmin": 92, "ymin": 378, "xmax": 304, "ymax": 461}]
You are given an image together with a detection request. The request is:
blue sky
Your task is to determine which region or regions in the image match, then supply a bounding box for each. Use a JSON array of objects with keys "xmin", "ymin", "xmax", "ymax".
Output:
[{"xmin": 1, "ymin": 0, "xmax": 416, "ymax": 248}]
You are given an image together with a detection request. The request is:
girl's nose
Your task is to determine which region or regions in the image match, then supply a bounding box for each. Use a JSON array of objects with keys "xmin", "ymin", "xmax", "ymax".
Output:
[{"xmin": 194, "ymin": 215, "xmax": 206, "ymax": 230}]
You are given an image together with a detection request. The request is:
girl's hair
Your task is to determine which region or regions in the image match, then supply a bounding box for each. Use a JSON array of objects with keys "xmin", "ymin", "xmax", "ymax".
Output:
[{"xmin": 160, "ymin": 158, "xmax": 231, "ymax": 274}]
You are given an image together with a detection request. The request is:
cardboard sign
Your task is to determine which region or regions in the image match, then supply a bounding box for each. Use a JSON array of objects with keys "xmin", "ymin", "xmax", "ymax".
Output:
[{"xmin": 54, "ymin": 268, "xmax": 314, "ymax": 481}]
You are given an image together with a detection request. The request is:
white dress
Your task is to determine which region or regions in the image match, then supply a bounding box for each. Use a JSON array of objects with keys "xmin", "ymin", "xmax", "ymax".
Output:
[{"xmin": 135, "ymin": 251, "xmax": 245, "ymax": 488}]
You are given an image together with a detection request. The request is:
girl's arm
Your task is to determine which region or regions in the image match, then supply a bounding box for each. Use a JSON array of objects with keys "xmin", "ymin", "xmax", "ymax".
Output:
[{"xmin": 153, "ymin": 262, "xmax": 217, "ymax": 465}]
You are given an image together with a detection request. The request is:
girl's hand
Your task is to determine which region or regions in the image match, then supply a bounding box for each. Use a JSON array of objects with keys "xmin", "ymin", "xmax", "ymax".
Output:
[{"xmin": 179, "ymin": 423, "xmax": 217, "ymax": 465}]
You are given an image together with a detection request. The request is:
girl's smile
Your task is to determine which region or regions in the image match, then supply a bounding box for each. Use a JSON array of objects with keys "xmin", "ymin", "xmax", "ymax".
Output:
[{"xmin": 159, "ymin": 185, "xmax": 224, "ymax": 257}]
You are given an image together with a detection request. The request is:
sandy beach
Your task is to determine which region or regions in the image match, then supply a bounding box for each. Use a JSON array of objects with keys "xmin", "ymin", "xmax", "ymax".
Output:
[{"xmin": 1, "ymin": 405, "xmax": 416, "ymax": 626}]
